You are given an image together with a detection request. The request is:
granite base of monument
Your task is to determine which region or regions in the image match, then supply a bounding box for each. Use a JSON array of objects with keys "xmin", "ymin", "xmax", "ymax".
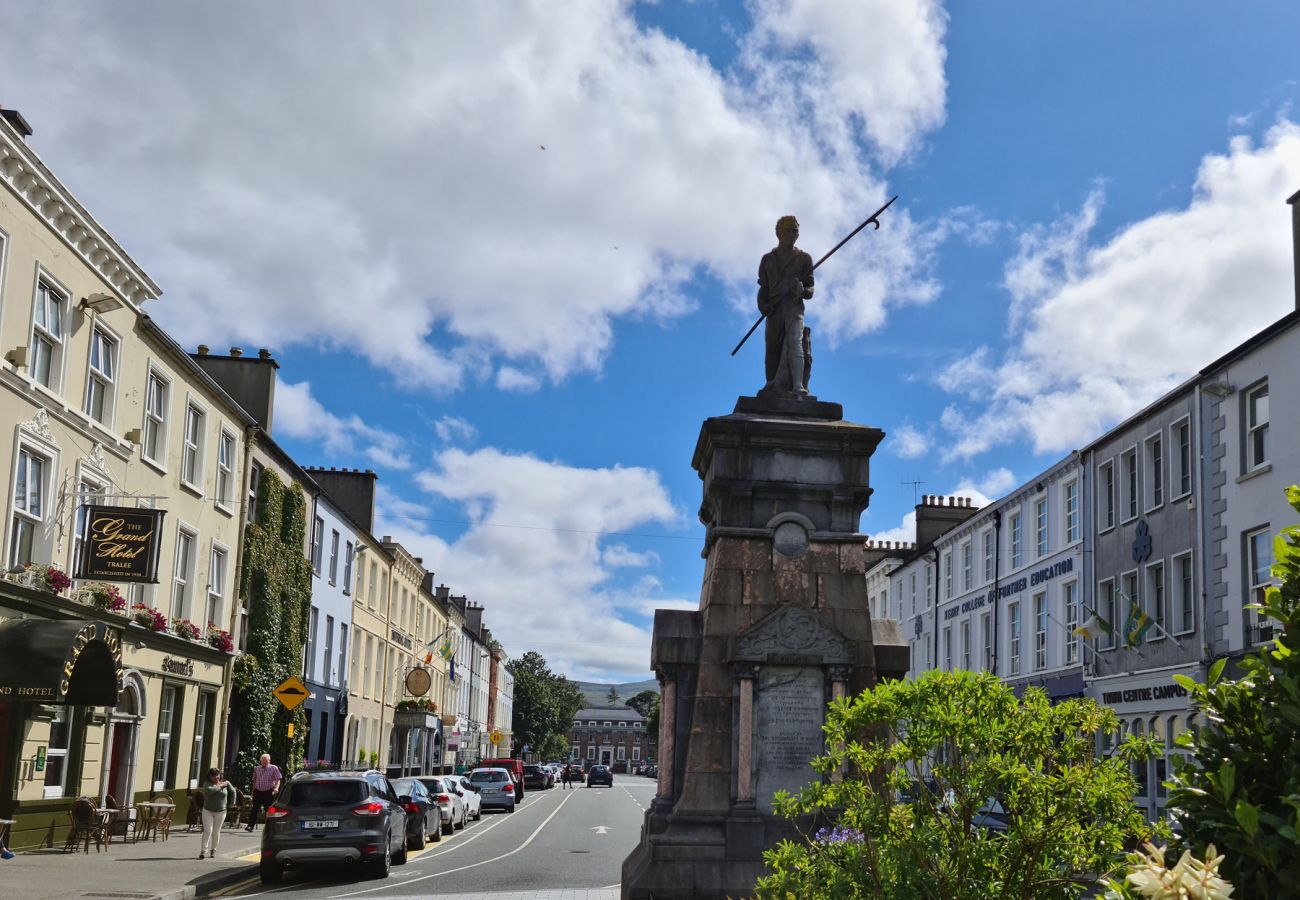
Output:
[{"xmin": 620, "ymin": 396, "xmax": 909, "ymax": 900}]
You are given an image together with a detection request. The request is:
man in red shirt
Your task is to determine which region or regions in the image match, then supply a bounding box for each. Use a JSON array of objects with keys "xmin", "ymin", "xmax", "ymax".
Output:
[{"xmin": 245, "ymin": 753, "xmax": 282, "ymax": 831}]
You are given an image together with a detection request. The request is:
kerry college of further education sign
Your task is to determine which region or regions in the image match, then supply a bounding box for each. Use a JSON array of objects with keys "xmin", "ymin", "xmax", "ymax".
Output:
[{"xmin": 76, "ymin": 505, "xmax": 166, "ymax": 583}]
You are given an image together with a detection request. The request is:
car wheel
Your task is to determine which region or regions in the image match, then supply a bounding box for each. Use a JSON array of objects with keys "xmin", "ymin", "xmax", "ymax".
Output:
[
  {"xmin": 431, "ymin": 817, "xmax": 442, "ymax": 842},
  {"xmin": 259, "ymin": 861, "xmax": 283, "ymax": 885},
  {"xmin": 442, "ymin": 817, "xmax": 454, "ymax": 836},
  {"xmin": 368, "ymin": 838, "xmax": 391, "ymax": 879},
  {"xmin": 392, "ymin": 839, "xmax": 408, "ymax": 866},
  {"xmin": 456, "ymin": 809, "xmax": 465, "ymax": 830},
  {"xmin": 409, "ymin": 827, "xmax": 426, "ymax": 851}
]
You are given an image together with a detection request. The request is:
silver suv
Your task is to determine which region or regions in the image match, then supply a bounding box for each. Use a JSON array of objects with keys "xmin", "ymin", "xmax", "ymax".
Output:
[{"xmin": 259, "ymin": 771, "xmax": 408, "ymax": 884}]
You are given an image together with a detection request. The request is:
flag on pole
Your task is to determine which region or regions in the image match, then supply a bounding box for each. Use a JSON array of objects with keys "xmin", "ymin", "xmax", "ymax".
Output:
[
  {"xmin": 1073, "ymin": 607, "xmax": 1114, "ymax": 641},
  {"xmin": 449, "ymin": 658, "xmax": 456, "ymax": 683},
  {"xmin": 424, "ymin": 650, "xmax": 433, "ymax": 665},
  {"xmin": 1123, "ymin": 600, "xmax": 1153, "ymax": 647}
]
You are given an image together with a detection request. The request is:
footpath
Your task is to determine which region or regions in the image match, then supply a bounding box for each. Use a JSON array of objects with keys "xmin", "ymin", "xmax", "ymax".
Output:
[{"xmin": 0, "ymin": 823, "xmax": 261, "ymax": 900}]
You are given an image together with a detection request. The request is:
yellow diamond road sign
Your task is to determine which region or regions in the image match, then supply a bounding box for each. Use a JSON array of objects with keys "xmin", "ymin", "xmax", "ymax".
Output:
[
  {"xmin": 273, "ymin": 675, "xmax": 309, "ymax": 711},
  {"xmin": 489, "ymin": 730, "xmax": 502, "ymax": 746}
]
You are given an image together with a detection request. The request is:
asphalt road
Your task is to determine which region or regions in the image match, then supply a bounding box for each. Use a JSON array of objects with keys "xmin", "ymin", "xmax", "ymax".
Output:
[{"xmin": 202, "ymin": 776, "xmax": 656, "ymax": 899}]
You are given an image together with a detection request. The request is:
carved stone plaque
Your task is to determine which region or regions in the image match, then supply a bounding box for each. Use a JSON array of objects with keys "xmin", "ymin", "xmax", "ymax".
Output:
[{"xmin": 754, "ymin": 665, "xmax": 824, "ymax": 813}]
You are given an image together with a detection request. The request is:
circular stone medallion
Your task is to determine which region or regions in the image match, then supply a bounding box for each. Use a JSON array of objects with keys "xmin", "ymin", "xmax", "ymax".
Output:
[{"xmin": 773, "ymin": 521, "xmax": 809, "ymax": 558}]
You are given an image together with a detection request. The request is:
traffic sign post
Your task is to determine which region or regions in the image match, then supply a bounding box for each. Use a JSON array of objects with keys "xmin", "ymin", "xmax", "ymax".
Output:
[
  {"xmin": 273, "ymin": 675, "xmax": 309, "ymax": 711},
  {"xmin": 489, "ymin": 730, "xmax": 502, "ymax": 746}
]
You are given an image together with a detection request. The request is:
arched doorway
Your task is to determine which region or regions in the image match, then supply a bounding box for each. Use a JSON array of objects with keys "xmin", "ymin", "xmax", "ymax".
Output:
[{"xmin": 102, "ymin": 671, "xmax": 147, "ymax": 806}]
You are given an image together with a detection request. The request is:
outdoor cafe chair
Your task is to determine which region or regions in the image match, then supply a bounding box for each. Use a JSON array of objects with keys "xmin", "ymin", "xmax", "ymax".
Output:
[{"xmin": 64, "ymin": 798, "xmax": 107, "ymax": 853}]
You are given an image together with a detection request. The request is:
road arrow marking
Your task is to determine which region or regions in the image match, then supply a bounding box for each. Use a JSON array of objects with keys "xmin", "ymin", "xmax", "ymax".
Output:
[{"xmin": 592, "ymin": 825, "xmax": 611, "ymax": 835}]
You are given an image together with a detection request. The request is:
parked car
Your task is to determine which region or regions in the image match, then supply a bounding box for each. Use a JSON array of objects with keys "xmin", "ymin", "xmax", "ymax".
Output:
[
  {"xmin": 523, "ymin": 765, "xmax": 550, "ymax": 791},
  {"xmin": 448, "ymin": 775, "xmax": 481, "ymax": 821},
  {"xmin": 567, "ymin": 765, "xmax": 585, "ymax": 783},
  {"xmin": 390, "ymin": 777, "xmax": 441, "ymax": 849},
  {"xmin": 467, "ymin": 766, "xmax": 516, "ymax": 813},
  {"xmin": 416, "ymin": 775, "xmax": 468, "ymax": 835},
  {"xmin": 259, "ymin": 771, "xmax": 407, "ymax": 884},
  {"xmin": 587, "ymin": 764, "xmax": 614, "ymax": 787},
  {"xmin": 474, "ymin": 759, "xmax": 526, "ymax": 798}
]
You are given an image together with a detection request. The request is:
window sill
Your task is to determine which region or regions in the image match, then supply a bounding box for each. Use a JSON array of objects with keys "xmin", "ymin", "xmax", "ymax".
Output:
[
  {"xmin": 179, "ymin": 480, "xmax": 205, "ymax": 500},
  {"xmin": 1170, "ymin": 489, "xmax": 1193, "ymax": 504},
  {"xmin": 1236, "ymin": 463, "xmax": 1272, "ymax": 485},
  {"xmin": 1144, "ymin": 501, "xmax": 1164, "ymax": 515},
  {"xmin": 141, "ymin": 455, "xmax": 168, "ymax": 477},
  {"xmin": 214, "ymin": 502, "xmax": 234, "ymax": 518},
  {"xmin": 1098, "ymin": 524, "xmax": 1116, "ymax": 536}
]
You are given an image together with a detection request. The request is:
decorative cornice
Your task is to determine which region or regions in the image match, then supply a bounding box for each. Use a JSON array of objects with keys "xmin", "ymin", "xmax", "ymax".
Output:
[
  {"xmin": 18, "ymin": 407, "xmax": 55, "ymax": 442},
  {"xmin": 0, "ymin": 119, "xmax": 160, "ymax": 309}
]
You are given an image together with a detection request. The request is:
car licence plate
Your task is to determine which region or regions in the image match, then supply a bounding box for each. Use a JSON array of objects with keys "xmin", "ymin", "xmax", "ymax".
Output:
[{"xmin": 302, "ymin": 819, "xmax": 338, "ymax": 830}]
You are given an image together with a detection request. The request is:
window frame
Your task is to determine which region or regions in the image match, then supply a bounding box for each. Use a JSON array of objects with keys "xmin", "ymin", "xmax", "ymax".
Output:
[
  {"xmin": 1098, "ymin": 578, "xmax": 1117, "ymax": 651},
  {"xmin": 70, "ymin": 468, "xmax": 110, "ymax": 581},
  {"xmin": 1098, "ymin": 459, "xmax": 1116, "ymax": 533},
  {"xmin": 329, "ymin": 529, "xmax": 340, "ymax": 585},
  {"xmin": 214, "ymin": 428, "xmax": 236, "ymax": 512},
  {"xmin": 1121, "ymin": 569, "xmax": 1140, "ymax": 642},
  {"xmin": 153, "ymin": 684, "xmax": 182, "ymax": 791},
  {"xmin": 180, "ymin": 398, "xmax": 207, "ymax": 493},
  {"xmin": 43, "ymin": 705, "xmax": 82, "ymax": 799},
  {"xmin": 311, "ymin": 515, "xmax": 324, "ymax": 575},
  {"xmin": 1144, "ymin": 431, "xmax": 1164, "ymax": 512},
  {"xmin": 141, "ymin": 365, "xmax": 172, "ymax": 472},
  {"xmin": 1035, "ymin": 497, "xmax": 1048, "ymax": 558},
  {"xmin": 1170, "ymin": 416, "xmax": 1193, "ymax": 501},
  {"xmin": 29, "ymin": 271, "xmax": 70, "ymax": 394},
  {"xmin": 981, "ymin": 612, "xmax": 992, "ymax": 672},
  {"xmin": 960, "ymin": 618, "xmax": 971, "ymax": 670},
  {"xmin": 942, "ymin": 626, "xmax": 952, "ymax": 671},
  {"xmin": 1063, "ymin": 479, "xmax": 1080, "ymax": 544},
  {"xmin": 1063, "ymin": 580, "xmax": 1079, "ymax": 665},
  {"xmin": 207, "ymin": 541, "xmax": 229, "ymax": 628},
  {"xmin": 1121, "ymin": 446, "xmax": 1139, "ymax": 524},
  {"xmin": 961, "ymin": 540, "xmax": 972, "ymax": 592},
  {"xmin": 171, "ymin": 524, "xmax": 198, "ymax": 621},
  {"xmin": 1009, "ymin": 512, "xmax": 1022, "ymax": 570},
  {"xmin": 1033, "ymin": 591, "xmax": 1048, "ymax": 671},
  {"xmin": 943, "ymin": 550, "xmax": 953, "ymax": 599},
  {"xmin": 1146, "ymin": 560, "xmax": 1166, "ymax": 642},
  {"xmin": 1008, "ymin": 601, "xmax": 1021, "ymax": 676},
  {"xmin": 1172, "ymin": 551, "xmax": 1195, "ymax": 636},
  {"xmin": 1245, "ymin": 526, "xmax": 1275, "ymax": 644},
  {"xmin": 10, "ymin": 443, "xmax": 53, "ymax": 570},
  {"xmin": 982, "ymin": 529, "xmax": 994, "ymax": 584},
  {"xmin": 83, "ymin": 323, "xmax": 120, "ymax": 427},
  {"xmin": 1243, "ymin": 380, "xmax": 1269, "ymax": 473}
]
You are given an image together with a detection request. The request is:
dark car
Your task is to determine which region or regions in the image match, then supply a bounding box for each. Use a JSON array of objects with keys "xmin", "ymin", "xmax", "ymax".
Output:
[
  {"xmin": 522, "ymin": 765, "xmax": 549, "ymax": 791},
  {"xmin": 586, "ymin": 764, "xmax": 613, "ymax": 787},
  {"xmin": 466, "ymin": 767, "xmax": 516, "ymax": 813},
  {"xmin": 259, "ymin": 772, "xmax": 407, "ymax": 884},
  {"xmin": 566, "ymin": 765, "xmax": 585, "ymax": 783},
  {"xmin": 391, "ymin": 777, "xmax": 441, "ymax": 849}
]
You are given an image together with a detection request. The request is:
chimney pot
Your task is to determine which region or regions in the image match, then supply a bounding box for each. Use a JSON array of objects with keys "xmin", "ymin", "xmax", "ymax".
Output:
[
  {"xmin": 229, "ymin": 347, "xmax": 243, "ymax": 357},
  {"xmin": 258, "ymin": 348, "xmax": 271, "ymax": 360},
  {"xmin": 197, "ymin": 344, "xmax": 209, "ymax": 355}
]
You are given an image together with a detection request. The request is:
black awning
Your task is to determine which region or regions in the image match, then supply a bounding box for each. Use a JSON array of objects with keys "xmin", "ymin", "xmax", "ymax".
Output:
[{"xmin": 0, "ymin": 618, "xmax": 123, "ymax": 705}]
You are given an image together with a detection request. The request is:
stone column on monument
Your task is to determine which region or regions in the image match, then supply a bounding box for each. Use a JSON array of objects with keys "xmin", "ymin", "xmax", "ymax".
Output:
[
  {"xmin": 657, "ymin": 670, "xmax": 678, "ymax": 801},
  {"xmin": 736, "ymin": 664, "xmax": 758, "ymax": 804},
  {"xmin": 828, "ymin": 665, "xmax": 850, "ymax": 784}
]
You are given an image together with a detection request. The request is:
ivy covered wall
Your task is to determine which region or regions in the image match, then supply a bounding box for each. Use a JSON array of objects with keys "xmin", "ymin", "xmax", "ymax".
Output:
[{"xmin": 231, "ymin": 468, "xmax": 313, "ymax": 780}]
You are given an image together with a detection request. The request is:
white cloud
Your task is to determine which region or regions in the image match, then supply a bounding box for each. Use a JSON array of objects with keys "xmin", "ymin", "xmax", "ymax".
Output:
[
  {"xmin": 956, "ymin": 467, "xmax": 1017, "ymax": 498},
  {"xmin": 275, "ymin": 380, "xmax": 411, "ymax": 470},
  {"xmin": 867, "ymin": 486, "xmax": 992, "ymax": 545},
  {"xmin": 0, "ymin": 1, "xmax": 949, "ymax": 392},
  {"xmin": 891, "ymin": 424, "xmax": 930, "ymax": 459},
  {"xmin": 433, "ymin": 415, "xmax": 477, "ymax": 446},
  {"xmin": 376, "ymin": 448, "xmax": 683, "ymax": 680},
  {"xmin": 936, "ymin": 122, "xmax": 1300, "ymax": 460}
]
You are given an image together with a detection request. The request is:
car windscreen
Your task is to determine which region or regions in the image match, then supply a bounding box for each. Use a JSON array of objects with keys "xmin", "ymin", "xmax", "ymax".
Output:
[
  {"xmin": 392, "ymin": 779, "xmax": 425, "ymax": 798},
  {"xmin": 524, "ymin": 766, "xmax": 541, "ymax": 774},
  {"xmin": 469, "ymin": 770, "xmax": 508, "ymax": 783},
  {"xmin": 289, "ymin": 781, "xmax": 367, "ymax": 806}
]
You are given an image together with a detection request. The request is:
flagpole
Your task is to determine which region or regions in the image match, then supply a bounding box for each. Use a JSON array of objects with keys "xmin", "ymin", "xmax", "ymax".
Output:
[{"xmin": 1114, "ymin": 588, "xmax": 1184, "ymax": 651}]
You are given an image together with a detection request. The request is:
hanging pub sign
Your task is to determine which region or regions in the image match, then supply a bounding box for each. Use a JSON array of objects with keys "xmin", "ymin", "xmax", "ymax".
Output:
[{"xmin": 76, "ymin": 505, "xmax": 167, "ymax": 583}]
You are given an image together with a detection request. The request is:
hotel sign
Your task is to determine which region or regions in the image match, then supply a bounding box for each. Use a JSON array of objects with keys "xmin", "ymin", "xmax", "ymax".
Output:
[{"xmin": 76, "ymin": 505, "xmax": 166, "ymax": 583}]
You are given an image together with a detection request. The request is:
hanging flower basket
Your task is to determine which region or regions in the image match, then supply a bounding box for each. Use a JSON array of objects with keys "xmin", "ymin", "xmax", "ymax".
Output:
[
  {"xmin": 14, "ymin": 563, "xmax": 74, "ymax": 595},
  {"xmin": 84, "ymin": 583, "xmax": 127, "ymax": 613},
  {"xmin": 172, "ymin": 618, "xmax": 201, "ymax": 641},
  {"xmin": 205, "ymin": 624, "xmax": 234, "ymax": 653}
]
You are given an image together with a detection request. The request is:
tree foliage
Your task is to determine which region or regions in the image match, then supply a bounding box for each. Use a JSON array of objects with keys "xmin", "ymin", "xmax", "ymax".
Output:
[
  {"xmin": 507, "ymin": 651, "xmax": 584, "ymax": 755},
  {"xmin": 756, "ymin": 669, "xmax": 1159, "ymax": 900},
  {"xmin": 233, "ymin": 470, "xmax": 313, "ymax": 781},
  {"xmin": 606, "ymin": 685, "xmax": 620, "ymax": 704},
  {"xmin": 1166, "ymin": 485, "xmax": 1300, "ymax": 896},
  {"xmin": 624, "ymin": 689, "xmax": 658, "ymax": 719}
]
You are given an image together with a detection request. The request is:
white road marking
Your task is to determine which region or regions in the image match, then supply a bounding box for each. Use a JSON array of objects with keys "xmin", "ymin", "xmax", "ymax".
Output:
[
  {"xmin": 325, "ymin": 790, "xmax": 576, "ymax": 898},
  {"xmin": 591, "ymin": 825, "xmax": 610, "ymax": 835}
]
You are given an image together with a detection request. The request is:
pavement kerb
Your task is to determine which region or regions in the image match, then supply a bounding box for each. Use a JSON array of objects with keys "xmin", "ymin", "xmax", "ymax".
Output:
[{"xmin": 188, "ymin": 850, "xmax": 262, "ymax": 898}]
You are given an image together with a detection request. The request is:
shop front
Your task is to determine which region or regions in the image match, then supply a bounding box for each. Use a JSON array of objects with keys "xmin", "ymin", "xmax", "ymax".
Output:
[
  {"xmin": 0, "ymin": 580, "xmax": 232, "ymax": 848},
  {"xmin": 1087, "ymin": 662, "xmax": 1202, "ymax": 823}
]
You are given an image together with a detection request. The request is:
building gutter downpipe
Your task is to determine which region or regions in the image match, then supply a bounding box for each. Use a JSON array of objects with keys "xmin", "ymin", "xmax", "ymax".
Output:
[{"xmin": 991, "ymin": 509, "xmax": 1002, "ymax": 677}]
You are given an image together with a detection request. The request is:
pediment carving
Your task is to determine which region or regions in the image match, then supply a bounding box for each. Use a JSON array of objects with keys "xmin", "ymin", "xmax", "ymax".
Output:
[{"xmin": 734, "ymin": 605, "xmax": 853, "ymax": 665}]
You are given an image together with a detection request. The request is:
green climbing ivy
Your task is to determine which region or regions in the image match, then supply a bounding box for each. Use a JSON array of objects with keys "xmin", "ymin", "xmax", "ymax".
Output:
[{"xmin": 233, "ymin": 469, "xmax": 313, "ymax": 781}]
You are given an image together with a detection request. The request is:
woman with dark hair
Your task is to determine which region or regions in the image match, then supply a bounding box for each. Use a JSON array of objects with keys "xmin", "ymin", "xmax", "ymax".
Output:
[{"xmin": 199, "ymin": 768, "xmax": 236, "ymax": 859}]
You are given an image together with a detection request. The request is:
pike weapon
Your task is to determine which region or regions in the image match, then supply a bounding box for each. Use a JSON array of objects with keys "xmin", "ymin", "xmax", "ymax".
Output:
[{"xmin": 730, "ymin": 195, "xmax": 899, "ymax": 356}]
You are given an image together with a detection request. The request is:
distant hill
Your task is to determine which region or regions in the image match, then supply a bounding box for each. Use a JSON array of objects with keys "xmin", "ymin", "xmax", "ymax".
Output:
[{"xmin": 574, "ymin": 678, "xmax": 659, "ymax": 708}]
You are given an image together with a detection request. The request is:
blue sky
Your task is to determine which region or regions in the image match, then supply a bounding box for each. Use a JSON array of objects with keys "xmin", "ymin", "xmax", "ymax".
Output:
[{"xmin": 3, "ymin": 1, "xmax": 1299, "ymax": 680}]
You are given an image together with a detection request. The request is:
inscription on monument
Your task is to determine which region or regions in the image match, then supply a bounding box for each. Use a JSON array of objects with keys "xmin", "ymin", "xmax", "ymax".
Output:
[{"xmin": 754, "ymin": 665, "xmax": 824, "ymax": 813}]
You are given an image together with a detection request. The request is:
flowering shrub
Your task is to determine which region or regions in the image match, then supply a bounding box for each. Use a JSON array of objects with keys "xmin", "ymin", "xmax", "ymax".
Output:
[
  {"xmin": 85, "ymin": 583, "xmax": 127, "ymax": 613},
  {"xmin": 205, "ymin": 624, "xmax": 234, "ymax": 653},
  {"xmin": 814, "ymin": 826, "xmax": 865, "ymax": 845},
  {"xmin": 306, "ymin": 759, "xmax": 333, "ymax": 771},
  {"xmin": 131, "ymin": 603, "xmax": 167, "ymax": 631},
  {"xmin": 1103, "ymin": 842, "xmax": 1234, "ymax": 900},
  {"xmin": 172, "ymin": 618, "xmax": 201, "ymax": 641}
]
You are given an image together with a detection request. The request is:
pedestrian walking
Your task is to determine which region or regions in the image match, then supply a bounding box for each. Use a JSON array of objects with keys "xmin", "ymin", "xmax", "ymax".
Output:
[
  {"xmin": 245, "ymin": 753, "xmax": 282, "ymax": 831},
  {"xmin": 199, "ymin": 768, "xmax": 236, "ymax": 858},
  {"xmin": 561, "ymin": 765, "xmax": 572, "ymax": 789},
  {"xmin": 0, "ymin": 834, "xmax": 14, "ymax": 860}
]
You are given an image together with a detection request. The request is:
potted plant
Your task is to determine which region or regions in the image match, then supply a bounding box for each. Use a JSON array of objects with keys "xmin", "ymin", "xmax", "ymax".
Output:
[
  {"xmin": 172, "ymin": 618, "xmax": 201, "ymax": 641},
  {"xmin": 131, "ymin": 603, "xmax": 167, "ymax": 631},
  {"xmin": 368, "ymin": 750, "xmax": 379, "ymax": 769},
  {"xmin": 395, "ymin": 698, "xmax": 438, "ymax": 713},
  {"xmin": 22, "ymin": 563, "xmax": 73, "ymax": 595},
  {"xmin": 205, "ymin": 624, "xmax": 234, "ymax": 653},
  {"xmin": 84, "ymin": 583, "xmax": 127, "ymax": 614}
]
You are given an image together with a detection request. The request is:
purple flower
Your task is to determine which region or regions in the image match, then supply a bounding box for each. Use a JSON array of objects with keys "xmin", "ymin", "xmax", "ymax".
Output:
[{"xmin": 815, "ymin": 825, "xmax": 865, "ymax": 844}]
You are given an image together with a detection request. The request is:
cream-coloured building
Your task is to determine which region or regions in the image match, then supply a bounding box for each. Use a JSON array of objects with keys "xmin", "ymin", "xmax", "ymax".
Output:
[{"xmin": 0, "ymin": 107, "xmax": 254, "ymax": 847}]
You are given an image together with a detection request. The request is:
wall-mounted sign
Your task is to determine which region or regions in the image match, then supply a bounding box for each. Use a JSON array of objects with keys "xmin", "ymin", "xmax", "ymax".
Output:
[
  {"xmin": 35, "ymin": 746, "xmax": 46, "ymax": 772},
  {"xmin": 76, "ymin": 505, "xmax": 167, "ymax": 583},
  {"xmin": 405, "ymin": 667, "xmax": 431, "ymax": 697},
  {"xmin": 161, "ymin": 657, "xmax": 194, "ymax": 678}
]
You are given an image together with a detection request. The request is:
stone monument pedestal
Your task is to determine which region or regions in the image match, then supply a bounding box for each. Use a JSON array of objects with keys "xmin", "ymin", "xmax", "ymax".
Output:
[{"xmin": 621, "ymin": 396, "xmax": 909, "ymax": 900}]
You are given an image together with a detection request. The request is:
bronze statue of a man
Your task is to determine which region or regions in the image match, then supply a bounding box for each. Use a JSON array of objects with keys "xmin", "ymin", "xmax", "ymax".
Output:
[{"xmin": 757, "ymin": 215, "xmax": 814, "ymax": 396}]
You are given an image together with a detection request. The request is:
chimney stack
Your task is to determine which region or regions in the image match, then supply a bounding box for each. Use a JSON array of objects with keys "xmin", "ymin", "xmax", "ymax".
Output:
[
  {"xmin": 914, "ymin": 494, "xmax": 981, "ymax": 549},
  {"xmin": 1289, "ymin": 189, "xmax": 1300, "ymax": 312},
  {"xmin": 229, "ymin": 347, "xmax": 243, "ymax": 358}
]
